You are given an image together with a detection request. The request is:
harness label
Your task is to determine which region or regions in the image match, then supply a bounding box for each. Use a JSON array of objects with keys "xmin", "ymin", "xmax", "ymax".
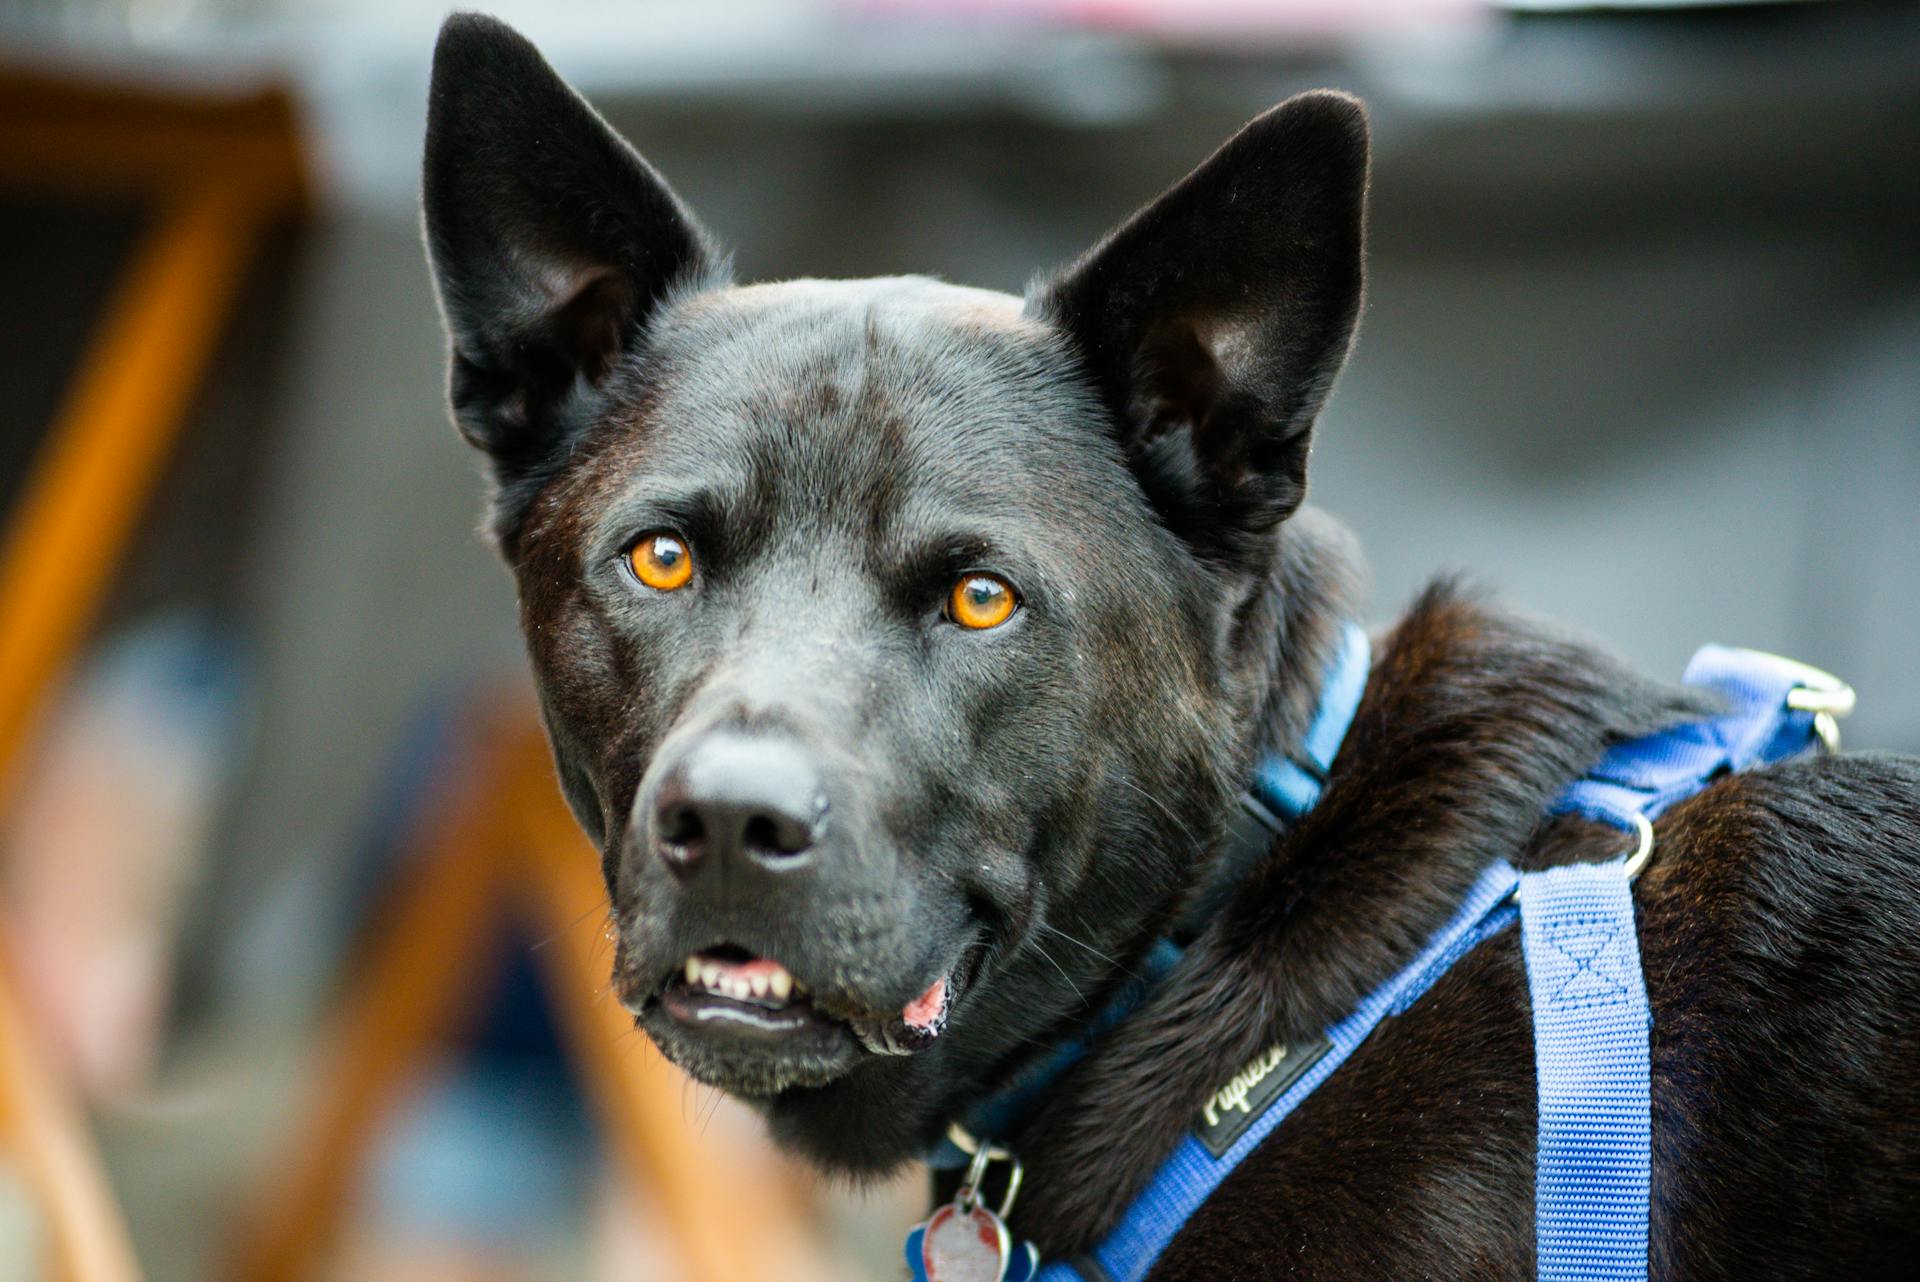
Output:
[{"xmin": 1193, "ymin": 1035, "xmax": 1332, "ymax": 1158}]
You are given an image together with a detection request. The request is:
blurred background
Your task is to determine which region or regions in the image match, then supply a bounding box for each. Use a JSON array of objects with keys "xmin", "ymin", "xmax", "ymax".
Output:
[{"xmin": 0, "ymin": 0, "xmax": 1915, "ymax": 1280}]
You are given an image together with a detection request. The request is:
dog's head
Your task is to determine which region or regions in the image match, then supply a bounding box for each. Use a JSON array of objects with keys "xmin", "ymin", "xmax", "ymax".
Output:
[{"xmin": 422, "ymin": 13, "xmax": 1366, "ymax": 1173}]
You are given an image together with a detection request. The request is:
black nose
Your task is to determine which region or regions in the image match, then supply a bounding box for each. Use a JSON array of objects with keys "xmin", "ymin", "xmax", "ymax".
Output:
[{"xmin": 649, "ymin": 732, "xmax": 825, "ymax": 881}]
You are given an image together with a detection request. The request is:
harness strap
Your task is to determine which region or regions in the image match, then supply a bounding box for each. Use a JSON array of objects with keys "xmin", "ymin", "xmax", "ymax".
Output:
[
  {"xmin": 1523, "ymin": 644, "xmax": 1848, "ymax": 1282},
  {"xmin": 1518, "ymin": 860, "xmax": 1651, "ymax": 1282},
  {"xmin": 1552, "ymin": 644, "xmax": 1843, "ymax": 832}
]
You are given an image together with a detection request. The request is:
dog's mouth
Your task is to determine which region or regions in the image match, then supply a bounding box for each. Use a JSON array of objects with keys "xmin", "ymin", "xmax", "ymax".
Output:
[{"xmin": 657, "ymin": 943, "xmax": 959, "ymax": 1058}]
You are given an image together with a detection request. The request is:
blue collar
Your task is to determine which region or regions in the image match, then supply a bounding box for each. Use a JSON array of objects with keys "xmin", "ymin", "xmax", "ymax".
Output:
[
  {"xmin": 933, "ymin": 622, "xmax": 1372, "ymax": 1168},
  {"xmin": 1250, "ymin": 620, "xmax": 1373, "ymax": 822}
]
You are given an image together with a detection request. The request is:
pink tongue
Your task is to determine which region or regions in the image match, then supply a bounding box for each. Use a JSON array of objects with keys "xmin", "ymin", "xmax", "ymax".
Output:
[{"xmin": 902, "ymin": 976, "xmax": 949, "ymax": 1030}]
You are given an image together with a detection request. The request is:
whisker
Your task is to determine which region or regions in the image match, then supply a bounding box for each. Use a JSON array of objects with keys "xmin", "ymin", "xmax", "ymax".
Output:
[
  {"xmin": 528, "ymin": 896, "xmax": 612, "ymax": 953},
  {"xmin": 1037, "ymin": 922, "xmax": 1140, "ymax": 981},
  {"xmin": 1116, "ymin": 777, "xmax": 1202, "ymax": 847},
  {"xmin": 1031, "ymin": 941, "xmax": 1088, "ymax": 1006}
]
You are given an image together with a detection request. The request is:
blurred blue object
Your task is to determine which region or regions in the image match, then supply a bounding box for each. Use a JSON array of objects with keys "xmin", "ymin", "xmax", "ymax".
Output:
[
  {"xmin": 90, "ymin": 610, "xmax": 253, "ymax": 774},
  {"xmin": 366, "ymin": 1051, "xmax": 596, "ymax": 1244}
]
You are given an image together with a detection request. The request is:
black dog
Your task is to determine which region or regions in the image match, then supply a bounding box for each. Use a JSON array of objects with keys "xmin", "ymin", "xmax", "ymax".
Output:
[{"xmin": 421, "ymin": 14, "xmax": 1920, "ymax": 1278}]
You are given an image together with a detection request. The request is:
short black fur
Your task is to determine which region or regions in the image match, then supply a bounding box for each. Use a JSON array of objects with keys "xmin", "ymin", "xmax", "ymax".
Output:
[{"xmin": 421, "ymin": 15, "xmax": 1920, "ymax": 1278}]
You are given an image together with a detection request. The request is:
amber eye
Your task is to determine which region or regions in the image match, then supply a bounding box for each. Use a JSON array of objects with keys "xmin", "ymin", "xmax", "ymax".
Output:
[
  {"xmin": 948, "ymin": 573, "xmax": 1018, "ymax": 630},
  {"xmin": 628, "ymin": 531, "xmax": 694, "ymax": 591}
]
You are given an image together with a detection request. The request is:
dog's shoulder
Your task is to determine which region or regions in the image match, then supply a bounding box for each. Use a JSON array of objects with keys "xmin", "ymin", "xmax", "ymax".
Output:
[
  {"xmin": 1636, "ymin": 747, "xmax": 1920, "ymax": 1011},
  {"xmin": 1023, "ymin": 587, "xmax": 1920, "ymax": 1272},
  {"xmin": 1010, "ymin": 582, "xmax": 1707, "ymax": 1250},
  {"xmin": 1643, "ymin": 748, "xmax": 1920, "ymax": 931},
  {"xmin": 1628, "ymin": 752, "xmax": 1920, "ymax": 1277}
]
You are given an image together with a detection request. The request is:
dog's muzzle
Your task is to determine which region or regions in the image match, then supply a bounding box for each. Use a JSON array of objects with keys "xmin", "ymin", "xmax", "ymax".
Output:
[{"xmin": 621, "ymin": 727, "xmax": 962, "ymax": 1069}]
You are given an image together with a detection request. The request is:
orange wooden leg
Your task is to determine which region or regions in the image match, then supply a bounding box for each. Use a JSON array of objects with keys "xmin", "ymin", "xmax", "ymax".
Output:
[
  {"xmin": 0, "ymin": 178, "xmax": 270, "ymax": 1282},
  {"xmin": 0, "ymin": 185, "xmax": 262, "ymax": 808},
  {"xmin": 0, "ymin": 74, "xmax": 304, "ymax": 1282}
]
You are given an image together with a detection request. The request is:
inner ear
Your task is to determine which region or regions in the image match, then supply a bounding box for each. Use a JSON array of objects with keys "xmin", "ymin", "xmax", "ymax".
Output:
[
  {"xmin": 553, "ymin": 268, "xmax": 636, "ymax": 386},
  {"xmin": 452, "ymin": 265, "xmax": 636, "ymax": 460},
  {"xmin": 1134, "ymin": 316, "xmax": 1226, "ymax": 452}
]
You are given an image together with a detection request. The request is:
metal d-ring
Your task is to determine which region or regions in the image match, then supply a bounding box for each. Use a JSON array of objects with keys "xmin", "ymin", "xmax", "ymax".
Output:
[
  {"xmin": 1621, "ymin": 812, "xmax": 1656, "ymax": 881},
  {"xmin": 1618, "ymin": 655, "xmax": 1856, "ymax": 880}
]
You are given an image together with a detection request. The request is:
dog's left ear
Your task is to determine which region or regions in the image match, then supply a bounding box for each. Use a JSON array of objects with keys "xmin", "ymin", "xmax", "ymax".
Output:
[{"xmin": 1027, "ymin": 92, "xmax": 1367, "ymax": 569}]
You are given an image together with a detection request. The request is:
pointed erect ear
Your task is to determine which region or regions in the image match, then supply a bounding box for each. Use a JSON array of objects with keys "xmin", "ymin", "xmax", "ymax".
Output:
[
  {"xmin": 1026, "ymin": 92, "xmax": 1368, "ymax": 569},
  {"xmin": 422, "ymin": 14, "xmax": 722, "ymax": 509}
]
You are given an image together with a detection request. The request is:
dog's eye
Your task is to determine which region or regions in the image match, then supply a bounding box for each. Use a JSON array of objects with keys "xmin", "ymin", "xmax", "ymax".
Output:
[
  {"xmin": 629, "ymin": 530, "xmax": 694, "ymax": 591},
  {"xmin": 948, "ymin": 573, "xmax": 1018, "ymax": 630}
]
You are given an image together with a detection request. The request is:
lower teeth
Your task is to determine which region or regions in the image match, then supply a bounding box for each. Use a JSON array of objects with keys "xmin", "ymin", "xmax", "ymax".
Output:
[{"xmin": 675, "ymin": 974, "xmax": 949, "ymax": 1055}]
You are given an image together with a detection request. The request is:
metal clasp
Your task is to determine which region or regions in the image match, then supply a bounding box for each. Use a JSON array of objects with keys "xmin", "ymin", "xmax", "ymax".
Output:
[
  {"xmin": 1785, "ymin": 672, "xmax": 1857, "ymax": 754},
  {"xmin": 948, "ymin": 1124, "xmax": 1025, "ymax": 1221},
  {"xmin": 1723, "ymin": 648, "xmax": 1856, "ymax": 753},
  {"xmin": 1621, "ymin": 652, "xmax": 1859, "ymax": 883}
]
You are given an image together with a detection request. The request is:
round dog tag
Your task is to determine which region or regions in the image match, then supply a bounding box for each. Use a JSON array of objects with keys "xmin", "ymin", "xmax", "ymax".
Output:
[
  {"xmin": 922, "ymin": 1201, "xmax": 1008, "ymax": 1282},
  {"xmin": 904, "ymin": 1200, "xmax": 1039, "ymax": 1282}
]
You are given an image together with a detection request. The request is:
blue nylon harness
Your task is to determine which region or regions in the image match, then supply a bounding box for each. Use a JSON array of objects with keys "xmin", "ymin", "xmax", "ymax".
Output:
[{"xmin": 937, "ymin": 635, "xmax": 1849, "ymax": 1282}]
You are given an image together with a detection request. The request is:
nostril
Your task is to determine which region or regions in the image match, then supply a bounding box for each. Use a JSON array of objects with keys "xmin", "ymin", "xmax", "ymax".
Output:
[
  {"xmin": 743, "ymin": 811, "xmax": 811, "ymax": 859},
  {"xmin": 657, "ymin": 803, "xmax": 705, "ymax": 848},
  {"xmin": 643, "ymin": 734, "xmax": 825, "ymax": 878}
]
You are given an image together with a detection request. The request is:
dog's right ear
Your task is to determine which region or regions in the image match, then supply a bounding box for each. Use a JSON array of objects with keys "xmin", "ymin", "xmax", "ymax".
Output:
[
  {"xmin": 1026, "ymin": 93, "xmax": 1367, "ymax": 573},
  {"xmin": 422, "ymin": 13, "xmax": 721, "ymax": 525}
]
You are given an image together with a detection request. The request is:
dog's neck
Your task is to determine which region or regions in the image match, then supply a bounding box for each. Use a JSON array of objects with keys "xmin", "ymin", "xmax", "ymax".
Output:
[
  {"xmin": 1238, "ymin": 506, "xmax": 1367, "ymax": 774},
  {"xmin": 1155, "ymin": 508, "xmax": 1368, "ymax": 953},
  {"xmin": 999, "ymin": 576, "xmax": 1707, "ymax": 1252},
  {"xmin": 935, "ymin": 518, "xmax": 1371, "ymax": 1163}
]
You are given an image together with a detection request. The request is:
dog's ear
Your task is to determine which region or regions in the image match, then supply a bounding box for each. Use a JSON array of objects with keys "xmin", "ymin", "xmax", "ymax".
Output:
[
  {"xmin": 422, "ymin": 13, "xmax": 722, "ymax": 526},
  {"xmin": 1027, "ymin": 92, "xmax": 1367, "ymax": 570}
]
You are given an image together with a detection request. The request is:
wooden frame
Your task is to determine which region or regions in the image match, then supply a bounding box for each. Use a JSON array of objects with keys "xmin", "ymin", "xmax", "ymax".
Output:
[{"xmin": 0, "ymin": 66, "xmax": 307, "ymax": 1282}]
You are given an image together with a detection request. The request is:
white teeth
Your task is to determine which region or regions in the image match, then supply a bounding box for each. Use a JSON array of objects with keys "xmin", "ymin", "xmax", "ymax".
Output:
[{"xmin": 682, "ymin": 956, "xmax": 803, "ymax": 1004}]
